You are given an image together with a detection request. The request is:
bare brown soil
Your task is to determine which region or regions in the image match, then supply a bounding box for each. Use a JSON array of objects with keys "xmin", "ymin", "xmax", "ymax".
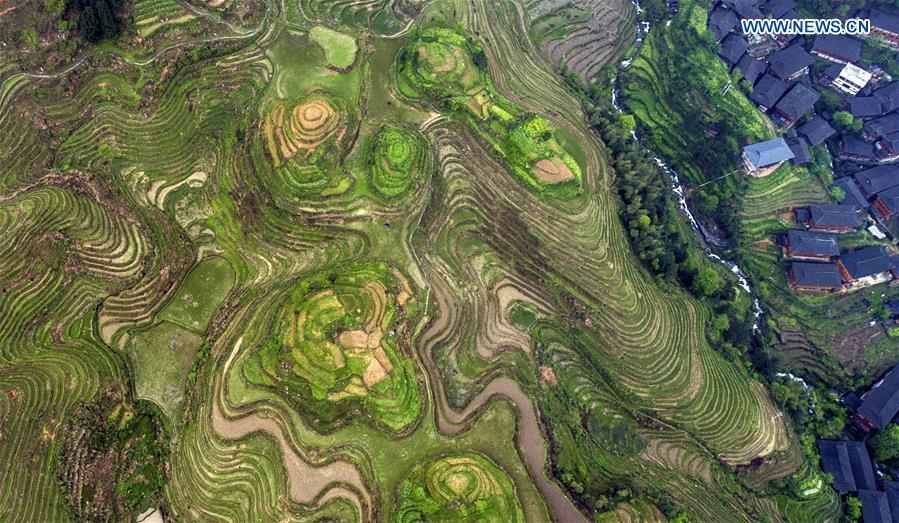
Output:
[{"xmin": 532, "ymin": 158, "xmax": 574, "ymax": 184}]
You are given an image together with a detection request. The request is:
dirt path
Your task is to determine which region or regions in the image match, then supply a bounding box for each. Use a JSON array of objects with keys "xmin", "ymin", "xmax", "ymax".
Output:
[{"xmin": 212, "ymin": 337, "xmax": 373, "ymax": 520}]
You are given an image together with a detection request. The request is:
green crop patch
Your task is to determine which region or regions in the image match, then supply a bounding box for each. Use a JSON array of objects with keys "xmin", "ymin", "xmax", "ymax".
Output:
[
  {"xmin": 395, "ymin": 453, "xmax": 525, "ymax": 522},
  {"xmin": 129, "ymin": 322, "xmax": 203, "ymax": 422},
  {"xmin": 243, "ymin": 262, "xmax": 421, "ymax": 432},
  {"xmin": 309, "ymin": 26, "xmax": 358, "ymax": 69},
  {"xmin": 368, "ymin": 126, "xmax": 428, "ymax": 199},
  {"xmin": 260, "ymin": 91, "xmax": 357, "ymax": 198},
  {"xmin": 158, "ymin": 256, "xmax": 235, "ymax": 332},
  {"xmin": 397, "ymin": 27, "xmax": 582, "ymax": 196}
]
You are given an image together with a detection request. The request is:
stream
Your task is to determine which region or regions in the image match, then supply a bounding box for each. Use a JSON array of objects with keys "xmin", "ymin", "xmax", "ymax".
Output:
[{"xmin": 610, "ymin": 6, "xmax": 764, "ymax": 332}]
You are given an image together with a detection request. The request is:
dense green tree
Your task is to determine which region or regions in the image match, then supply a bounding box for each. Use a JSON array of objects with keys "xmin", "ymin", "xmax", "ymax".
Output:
[
  {"xmin": 692, "ymin": 266, "xmax": 724, "ymax": 297},
  {"xmin": 847, "ymin": 495, "xmax": 862, "ymax": 522},
  {"xmin": 831, "ymin": 186, "xmax": 845, "ymax": 203},
  {"xmin": 95, "ymin": 0, "xmax": 116, "ymax": 39},
  {"xmin": 78, "ymin": 5, "xmax": 100, "ymax": 43},
  {"xmin": 869, "ymin": 424, "xmax": 899, "ymax": 462},
  {"xmin": 832, "ymin": 111, "xmax": 863, "ymax": 133},
  {"xmin": 44, "ymin": 0, "xmax": 66, "ymax": 16}
]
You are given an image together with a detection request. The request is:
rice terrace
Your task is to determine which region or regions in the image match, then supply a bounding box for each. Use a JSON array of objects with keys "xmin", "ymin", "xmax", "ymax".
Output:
[{"xmin": 2, "ymin": 0, "xmax": 893, "ymax": 521}]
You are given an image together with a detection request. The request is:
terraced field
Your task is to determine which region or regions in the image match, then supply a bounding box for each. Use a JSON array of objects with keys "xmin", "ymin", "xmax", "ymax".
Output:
[
  {"xmin": 0, "ymin": 0, "xmax": 838, "ymax": 521},
  {"xmin": 524, "ymin": 0, "xmax": 636, "ymax": 80}
]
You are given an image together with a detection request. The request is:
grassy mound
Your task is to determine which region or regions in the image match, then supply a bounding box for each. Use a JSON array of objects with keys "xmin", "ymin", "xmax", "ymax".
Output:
[
  {"xmin": 395, "ymin": 453, "xmax": 525, "ymax": 522},
  {"xmin": 309, "ymin": 26, "xmax": 358, "ymax": 69},
  {"xmin": 243, "ymin": 262, "xmax": 421, "ymax": 432},
  {"xmin": 369, "ymin": 126, "xmax": 427, "ymax": 199},
  {"xmin": 261, "ymin": 91, "xmax": 355, "ymax": 197}
]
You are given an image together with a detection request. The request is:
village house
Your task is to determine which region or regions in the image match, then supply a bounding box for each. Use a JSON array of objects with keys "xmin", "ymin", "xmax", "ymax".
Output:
[
  {"xmin": 741, "ymin": 137, "xmax": 794, "ymax": 176},
  {"xmin": 772, "ymin": 83, "xmax": 820, "ymax": 127},
  {"xmin": 749, "ymin": 74, "xmax": 789, "ymax": 111},
  {"xmin": 810, "ymin": 35, "xmax": 862, "ymax": 64},
  {"xmin": 853, "ymin": 364, "xmax": 899, "ymax": 432},
  {"xmin": 817, "ymin": 440, "xmax": 877, "ymax": 493},
  {"xmin": 858, "ymin": 489, "xmax": 896, "ymax": 523},
  {"xmin": 853, "ymin": 165, "xmax": 899, "ymax": 198},
  {"xmin": 802, "ymin": 204, "xmax": 863, "ymax": 233},
  {"xmin": 736, "ymin": 54, "xmax": 766, "ymax": 85},
  {"xmin": 797, "ymin": 115, "xmax": 835, "ymax": 146},
  {"xmin": 761, "ymin": 0, "xmax": 794, "ymax": 18},
  {"xmin": 860, "ymin": 114, "xmax": 899, "ymax": 162},
  {"xmin": 863, "ymin": 113, "xmax": 899, "ymax": 143},
  {"xmin": 768, "ymin": 43, "xmax": 814, "ymax": 81},
  {"xmin": 866, "ymin": 9, "xmax": 899, "ymax": 49},
  {"xmin": 837, "ymin": 246, "xmax": 897, "ymax": 285},
  {"xmin": 839, "ymin": 134, "xmax": 878, "ymax": 163},
  {"xmin": 783, "ymin": 229, "xmax": 838, "ymax": 261},
  {"xmin": 832, "ymin": 176, "xmax": 869, "ymax": 209},
  {"xmin": 718, "ymin": 34, "xmax": 749, "ymax": 67},
  {"xmin": 874, "ymin": 82, "xmax": 899, "ymax": 114},
  {"xmin": 830, "ymin": 63, "xmax": 873, "ymax": 96},
  {"xmin": 877, "ymin": 133, "xmax": 899, "ymax": 163},
  {"xmin": 787, "ymin": 135, "xmax": 810, "ymax": 165},
  {"xmin": 873, "ymin": 185, "xmax": 899, "ymax": 220},
  {"xmin": 720, "ymin": 0, "xmax": 761, "ymax": 20},
  {"xmin": 788, "ymin": 261, "xmax": 843, "ymax": 291},
  {"xmin": 848, "ymin": 96, "xmax": 884, "ymax": 120},
  {"xmin": 708, "ymin": 6, "xmax": 739, "ymax": 42}
]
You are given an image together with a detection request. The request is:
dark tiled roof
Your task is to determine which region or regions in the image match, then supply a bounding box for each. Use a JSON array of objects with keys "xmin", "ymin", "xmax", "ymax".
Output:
[
  {"xmin": 818, "ymin": 440, "xmax": 877, "ymax": 492},
  {"xmin": 736, "ymin": 54, "xmax": 766, "ymax": 85},
  {"xmin": 709, "ymin": 7, "xmax": 739, "ymax": 42},
  {"xmin": 841, "ymin": 134, "xmax": 877, "ymax": 160},
  {"xmin": 876, "ymin": 186, "xmax": 899, "ymax": 214},
  {"xmin": 743, "ymin": 137, "xmax": 795, "ymax": 168},
  {"xmin": 874, "ymin": 82, "xmax": 899, "ymax": 114},
  {"xmin": 865, "ymin": 113, "xmax": 899, "ymax": 139},
  {"xmin": 788, "ymin": 137, "xmax": 810, "ymax": 164},
  {"xmin": 791, "ymin": 262, "xmax": 843, "ymax": 288},
  {"xmin": 833, "ymin": 177, "xmax": 869, "ymax": 209},
  {"xmin": 774, "ymin": 83, "xmax": 820, "ymax": 121},
  {"xmin": 750, "ymin": 74, "xmax": 790, "ymax": 109},
  {"xmin": 811, "ymin": 35, "xmax": 862, "ymax": 63},
  {"xmin": 859, "ymin": 365, "xmax": 899, "ymax": 429},
  {"xmin": 841, "ymin": 246, "xmax": 894, "ymax": 279},
  {"xmin": 798, "ymin": 116, "xmax": 835, "ymax": 146},
  {"xmin": 787, "ymin": 229, "xmax": 838, "ymax": 256},
  {"xmin": 762, "ymin": 0, "xmax": 795, "ymax": 18},
  {"xmin": 809, "ymin": 204, "xmax": 863, "ymax": 228},
  {"xmin": 853, "ymin": 165, "xmax": 899, "ymax": 197},
  {"xmin": 882, "ymin": 132, "xmax": 899, "ymax": 154},
  {"xmin": 822, "ymin": 62, "xmax": 844, "ymax": 80},
  {"xmin": 870, "ymin": 8, "xmax": 899, "ymax": 35},
  {"xmin": 768, "ymin": 43, "xmax": 814, "ymax": 80},
  {"xmin": 719, "ymin": 34, "xmax": 748, "ymax": 66},
  {"xmin": 848, "ymin": 96, "xmax": 884, "ymax": 119},
  {"xmin": 859, "ymin": 490, "xmax": 893, "ymax": 523},
  {"xmin": 818, "ymin": 440, "xmax": 855, "ymax": 492},
  {"xmin": 888, "ymin": 490, "xmax": 899, "ymax": 523},
  {"xmin": 721, "ymin": 0, "xmax": 762, "ymax": 19}
]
